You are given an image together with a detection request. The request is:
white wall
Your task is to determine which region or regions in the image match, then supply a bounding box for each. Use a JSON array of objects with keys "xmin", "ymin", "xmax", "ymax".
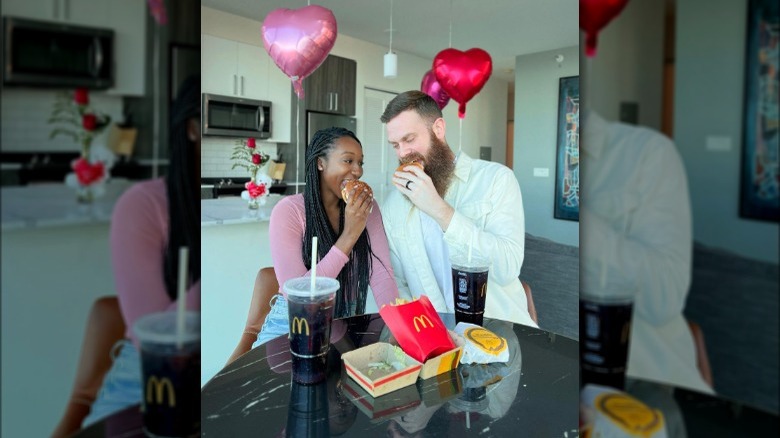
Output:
[
  {"xmin": 586, "ymin": 0, "xmax": 665, "ymax": 131},
  {"xmin": 514, "ymin": 46, "xmax": 580, "ymax": 247},
  {"xmin": 675, "ymin": 0, "xmax": 778, "ymax": 263},
  {"xmin": 200, "ymin": 6, "xmax": 508, "ymax": 167}
]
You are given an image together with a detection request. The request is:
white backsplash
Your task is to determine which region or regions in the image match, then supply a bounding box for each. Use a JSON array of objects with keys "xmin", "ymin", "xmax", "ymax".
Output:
[
  {"xmin": 1, "ymin": 88, "xmax": 123, "ymax": 152},
  {"xmin": 200, "ymin": 137, "xmax": 277, "ymax": 178}
]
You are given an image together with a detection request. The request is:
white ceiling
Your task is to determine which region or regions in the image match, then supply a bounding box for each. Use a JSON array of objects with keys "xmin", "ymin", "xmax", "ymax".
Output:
[{"xmin": 201, "ymin": 0, "xmax": 579, "ymax": 83}]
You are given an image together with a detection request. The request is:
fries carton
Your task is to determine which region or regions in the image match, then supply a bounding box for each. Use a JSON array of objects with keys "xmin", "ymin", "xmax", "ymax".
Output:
[{"xmin": 342, "ymin": 343, "xmax": 422, "ymax": 397}]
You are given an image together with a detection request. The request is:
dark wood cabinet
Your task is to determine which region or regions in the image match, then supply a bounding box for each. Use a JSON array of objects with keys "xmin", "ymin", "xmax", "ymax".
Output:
[{"xmin": 303, "ymin": 54, "xmax": 356, "ymax": 116}]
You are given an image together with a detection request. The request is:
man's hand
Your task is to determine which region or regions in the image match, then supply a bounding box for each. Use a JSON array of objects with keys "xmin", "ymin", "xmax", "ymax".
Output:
[{"xmin": 393, "ymin": 165, "xmax": 454, "ymax": 231}]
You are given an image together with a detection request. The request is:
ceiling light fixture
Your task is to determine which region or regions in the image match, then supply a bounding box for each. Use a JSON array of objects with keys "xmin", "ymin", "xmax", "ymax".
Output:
[{"xmin": 384, "ymin": 0, "xmax": 397, "ymax": 78}]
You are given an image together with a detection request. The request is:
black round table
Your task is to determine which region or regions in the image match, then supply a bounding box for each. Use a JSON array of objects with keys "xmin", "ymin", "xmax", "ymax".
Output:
[{"xmin": 201, "ymin": 313, "xmax": 580, "ymax": 437}]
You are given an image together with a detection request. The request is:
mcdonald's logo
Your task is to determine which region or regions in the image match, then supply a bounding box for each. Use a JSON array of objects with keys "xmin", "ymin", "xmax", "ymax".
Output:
[
  {"xmin": 291, "ymin": 316, "xmax": 310, "ymax": 336},
  {"xmin": 146, "ymin": 376, "xmax": 176, "ymax": 407},
  {"xmin": 413, "ymin": 315, "xmax": 434, "ymax": 332},
  {"xmin": 480, "ymin": 283, "xmax": 487, "ymax": 298}
]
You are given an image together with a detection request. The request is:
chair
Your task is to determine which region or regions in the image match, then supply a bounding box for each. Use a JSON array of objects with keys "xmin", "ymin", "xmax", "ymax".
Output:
[
  {"xmin": 52, "ymin": 296, "xmax": 126, "ymax": 438},
  {"xmin": 226, "ymin": 267, "xmax": 280, "ymax": 365},
  {"xmin": 521, "ymin": 280, "xmax": 539, "ymax": 325},
  {"xmin": 687, "ymin": 319, "xmax": 714, "ymax": 388}
]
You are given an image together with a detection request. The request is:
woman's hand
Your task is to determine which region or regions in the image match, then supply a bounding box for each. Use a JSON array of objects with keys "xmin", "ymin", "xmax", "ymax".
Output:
[{"xmin": 335, "ymin": 185, "xmax": 372, "ymax": 255}]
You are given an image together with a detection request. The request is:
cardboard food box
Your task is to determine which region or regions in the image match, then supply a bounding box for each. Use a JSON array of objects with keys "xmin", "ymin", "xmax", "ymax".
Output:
[
  {"xmin": 416, "ymin": 368, "xmax": 463, "ymax": 407},
  {"xmin": 340, "ymin": 371, "xmax": 421, "ymax": 423},
  {"xmin": 418, "ymin": 330, "xmax": 464, "ymax": 380},
  {"xmin": 342, "ymin": 343, "xmax": 422, "ymax": 397}
]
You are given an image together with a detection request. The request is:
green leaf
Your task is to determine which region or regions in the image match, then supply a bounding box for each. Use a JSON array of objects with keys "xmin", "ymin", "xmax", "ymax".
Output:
[{"xmin": 49, "ymin": 129, "xmax": 79, "ymax": 142}]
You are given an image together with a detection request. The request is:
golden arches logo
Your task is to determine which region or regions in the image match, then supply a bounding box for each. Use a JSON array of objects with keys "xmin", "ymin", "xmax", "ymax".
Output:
[
  {"xmin": 146, "ymin": 376, "xmax": 176, "ymax": 407},
  {"xmin": 480, "ymin": 283, "xmax": 487, "ymax": 298},
  {"xmin": 291, "ymin": 317, "xmax": 310, "ymax": 336},
  {"xmin": 412, "ymin": 315, "xmax": 434, "ymax": 332}
]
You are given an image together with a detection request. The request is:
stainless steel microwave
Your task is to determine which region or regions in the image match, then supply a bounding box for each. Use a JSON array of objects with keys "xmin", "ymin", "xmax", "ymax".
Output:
[
  {"xmin": 2, "ymin": 16, "xmax": 114, "ymax": 89},
  {"xmin": 202, "ymin": 93, "xmax": 272, "ymax": 139}
]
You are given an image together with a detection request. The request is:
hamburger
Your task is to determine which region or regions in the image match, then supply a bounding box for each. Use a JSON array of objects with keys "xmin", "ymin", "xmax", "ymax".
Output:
[
  {"xmin": 340, "ymin": 179, "xmax": 373, "ymax": 203},
  {"xmin": 396, "ymin": 160, "xmax": 425, "ymax": 173}
]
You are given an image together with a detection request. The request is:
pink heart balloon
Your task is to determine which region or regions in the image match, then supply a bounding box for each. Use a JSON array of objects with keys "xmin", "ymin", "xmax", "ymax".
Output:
[
  {"xmin": 420, "ymin": 70, "xmax": 450, "ymax": 110},
  {"xmin": 262, "ymin": 5, "xmax": 338, "ymax": 99}
]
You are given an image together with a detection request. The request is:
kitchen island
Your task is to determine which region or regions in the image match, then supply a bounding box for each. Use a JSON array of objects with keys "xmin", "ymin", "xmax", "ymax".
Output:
[
  {"xmin": 1, "ymin": 180, "xmax": 134, "ymax": 437},
  {"xmin": 201, "ymin": 195, "xmax": 279, "ymax": 386}
]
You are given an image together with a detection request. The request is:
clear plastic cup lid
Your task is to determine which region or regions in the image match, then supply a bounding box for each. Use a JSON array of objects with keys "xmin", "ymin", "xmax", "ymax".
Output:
[
  {"xmin": 284, "ymin": 277, "xmax": 340, "ymax": 297},
  {"xmin": 132, "ymin": 311, "xmax": 200, "ymax": 344}
]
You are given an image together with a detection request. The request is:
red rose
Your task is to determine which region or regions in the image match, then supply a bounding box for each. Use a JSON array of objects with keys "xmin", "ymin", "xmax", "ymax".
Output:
[
  {"xmin": 245, "ymin": 181, "xmax": 267, "ymax": 198},
  {"xmin": 252, "ymin": 153, "xmax": 262, "ymax": 165},
  {"xmin": 247, "ymin": 138, "xmax": 256, "ymax": 148},
  {"xmin": 72, "ymin": 158, "xmax": 105, "ymax": 186},
  {"xmin": 74, "ymin": 88, "xmax": 89, "ymax": 105},
  {"xmin": 82, "ymin": 114, "xmax": 97, "ymax": 131}
]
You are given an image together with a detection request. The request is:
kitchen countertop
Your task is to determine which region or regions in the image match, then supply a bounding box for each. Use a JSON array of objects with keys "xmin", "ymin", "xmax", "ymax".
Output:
[
  {"xmin": 1, "ymin": 179, "xmax": 135, "ymax": 231},
  {"xmin": 201, "ymin": 195, "xmax": 283, "ymax": 226}
]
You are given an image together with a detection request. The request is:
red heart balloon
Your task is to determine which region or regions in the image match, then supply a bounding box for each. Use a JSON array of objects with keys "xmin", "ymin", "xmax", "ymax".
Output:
[
  {"xmin": 262, "ymin": 5, "xmax": 338, "ymax": 99},
  {"xmin": 433, "ymin": 48, "xmax": 492, "ymax": 119},
  {"xmin": 580, "ymin": 0, "xmax": 629, "ymax": 57}
]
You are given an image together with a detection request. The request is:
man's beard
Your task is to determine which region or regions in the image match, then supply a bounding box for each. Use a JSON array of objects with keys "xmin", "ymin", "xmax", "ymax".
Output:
[{"xmin": 400, "ymin": 130, "xmax": 455, "ymax": 197}]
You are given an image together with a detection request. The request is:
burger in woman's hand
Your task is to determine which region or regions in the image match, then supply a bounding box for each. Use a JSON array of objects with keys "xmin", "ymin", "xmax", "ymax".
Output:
[{"xmin": 340, "ymin": 179, "xmax": 373, "ymax": 203}]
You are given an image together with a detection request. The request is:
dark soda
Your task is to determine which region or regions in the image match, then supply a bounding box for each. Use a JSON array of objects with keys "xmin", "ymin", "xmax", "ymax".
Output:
[
  {"xmin": 288, "ymin": 296, "xmax": 335, "ymax": 384},
  {"xmin": 452, "ymin": 267, "xmax": 489, "ymax": 326},
  {"xmin": 579, "ymin": 298, "xmax": 633, "ymax": 390},
  {"xmin": 139, "ymin": 343, "xmax": 201, "ymax": 438}
]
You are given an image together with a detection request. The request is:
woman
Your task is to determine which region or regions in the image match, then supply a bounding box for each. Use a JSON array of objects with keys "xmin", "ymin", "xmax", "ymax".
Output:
[
  {"xmin": 80, "ymin": 75, "xmax": 201, "ymax": 426},
  {"xmin": 254, "ymin": 127, "xmax": 398, "ymax": 346}
]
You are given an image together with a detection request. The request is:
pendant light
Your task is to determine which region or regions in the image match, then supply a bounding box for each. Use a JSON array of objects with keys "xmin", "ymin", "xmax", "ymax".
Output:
[{"xmin": 384, "ymin": 0, "xmax": 397, "ymax": 78}]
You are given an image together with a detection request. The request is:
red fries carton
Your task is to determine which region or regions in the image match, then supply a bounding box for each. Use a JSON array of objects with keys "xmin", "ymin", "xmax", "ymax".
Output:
[{"xmin": 379, "ymin": 295, "xmax": 457, "ymax": 364}]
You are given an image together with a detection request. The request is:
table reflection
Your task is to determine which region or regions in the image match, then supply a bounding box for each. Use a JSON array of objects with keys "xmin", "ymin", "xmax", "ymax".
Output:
[{"xmin": 202, "ymin": 313, "xmax": 580, "ymax": 437}]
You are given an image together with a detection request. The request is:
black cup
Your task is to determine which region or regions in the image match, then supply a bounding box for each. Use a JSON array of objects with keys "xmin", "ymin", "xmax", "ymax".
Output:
[
  {"xmin": 579, "ymin": 295, "xmax": 634, "ymax": 390},
  {"xmin": 451, "ymin": 261, "xmax": 489, "ymax": 326}
]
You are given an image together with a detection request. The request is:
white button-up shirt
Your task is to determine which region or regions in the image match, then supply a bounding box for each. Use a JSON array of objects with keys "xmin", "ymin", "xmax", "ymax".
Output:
[
  {"xmin": 582, "ymin": 112, "xmax": 713, "ymax": 394},
  {"xmin": 382, "ymin": 152, "xmax": 536, "ymax": 328}
]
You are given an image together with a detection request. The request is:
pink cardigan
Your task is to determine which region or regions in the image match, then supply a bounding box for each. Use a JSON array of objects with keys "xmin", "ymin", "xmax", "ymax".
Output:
[
  {"xmin": 269, "ymin": 194, "xmax": 398, "ymax": 309},
  {"xmin": 110, "ymin": 178, "xmax": 201, "ymax": 344}
]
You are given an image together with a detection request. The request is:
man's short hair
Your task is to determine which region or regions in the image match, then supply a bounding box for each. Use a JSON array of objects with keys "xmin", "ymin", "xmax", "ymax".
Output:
[{"xmin": 380, "ymin": 90, "xmax": 443, "ymax": 125}]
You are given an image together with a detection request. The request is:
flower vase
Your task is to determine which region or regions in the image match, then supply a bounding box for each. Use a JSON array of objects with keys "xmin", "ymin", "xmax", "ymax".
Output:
[{"xmin": 76, "ymin": 185, "xmax": 95, "ymax": 204}]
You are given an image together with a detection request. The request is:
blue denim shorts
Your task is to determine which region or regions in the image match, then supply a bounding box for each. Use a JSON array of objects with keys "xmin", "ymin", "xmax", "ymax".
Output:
[
  {"xmin": 82, "ymin": 339, "xmax": 142, "ymax": 427},
  {"xmin": 253, "ymin": 294, "xmax": 290, "ymax": 348}
]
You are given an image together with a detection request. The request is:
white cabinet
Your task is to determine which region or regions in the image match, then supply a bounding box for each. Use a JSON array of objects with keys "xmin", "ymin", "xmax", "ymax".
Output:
[
  {"xmin": 202, "ymin": 34, "xmax": 291, "ymax": 143},
  {"xmin": 105, "ymin": 0, "xmax": 146, "ymax": 96},
  {"xmin": 2, "ymin": 0, "xmax": 107, "ymax": 27},
  {"xmin": 3, "ymin": 0, "xmax": 146, "ymax": 96}
]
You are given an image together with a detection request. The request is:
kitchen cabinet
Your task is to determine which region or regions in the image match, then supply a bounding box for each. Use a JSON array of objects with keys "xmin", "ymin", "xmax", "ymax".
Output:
[
  {"xmin": 303, "ymin": 54, "xmax": 356, "ymax": 116},
  {"xmin": 3, "ymin": 0, "xmax": 146, "ymax": 96},
  {"xmin": 201, "ymin": 34, "xmax": 291, "ymax": 143},
  {"xmin": 105, "ymin": 0, "xmax": 146, "ymax": 96},
  {"xmin": 3, "ymin": 0, "xmax": 107, "ymax": 28}
]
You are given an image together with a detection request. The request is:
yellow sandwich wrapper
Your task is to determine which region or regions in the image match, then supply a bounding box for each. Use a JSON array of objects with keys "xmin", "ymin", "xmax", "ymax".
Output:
[
  {"xmin": 580, "ymin": 384, "xmax": 668, "ymax": 438},
  {"xmin": 454, "ymin": 322, "xmax": 509, "ymax": 364},
  {"xmin": 342, "ymin": 343, "xmax": 422, "ymax": 397}
]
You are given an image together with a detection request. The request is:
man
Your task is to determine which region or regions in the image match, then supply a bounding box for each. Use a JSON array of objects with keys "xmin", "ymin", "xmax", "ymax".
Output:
[
  {"xmin": 380, "ymin": 90, "xmax": 536, "ymax": 328},
  {"xmin": 580, "ymin": 110, "xmax": 713, "ymax": 395}
]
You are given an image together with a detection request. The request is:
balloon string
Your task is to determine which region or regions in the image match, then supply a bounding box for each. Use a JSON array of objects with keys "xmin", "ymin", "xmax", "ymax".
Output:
[
  {"xmin": 458, "ymin": 118, "xmax": 462, "ymax": 156},
  {"xmin": 448, "ymin": 0, "xmax": 453, "ymax": 48},
  {"xmin": 295, "ymin": 97, "xmax": 300, "ymax": 195}
]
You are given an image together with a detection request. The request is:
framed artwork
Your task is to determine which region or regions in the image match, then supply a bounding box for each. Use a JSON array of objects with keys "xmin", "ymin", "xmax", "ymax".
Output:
[
  {"xmin": 554, "ymin": 76, "xmax": 580, "ymax": 221},
  {"xmin": 740, "ymin": 0, "xmax": 779, "ymax": 222}
]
